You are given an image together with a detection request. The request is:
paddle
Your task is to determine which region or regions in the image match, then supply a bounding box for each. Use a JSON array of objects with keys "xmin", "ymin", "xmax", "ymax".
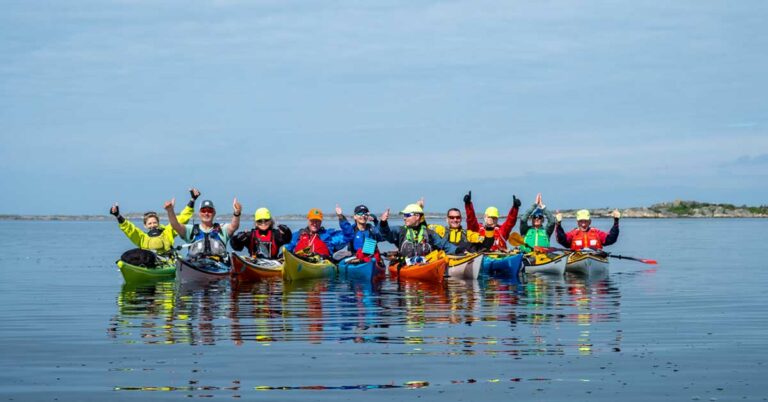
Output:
[
  {"xmin": 533, "ymin": 246, "xmax": 657, "ymax": 265},
  {"xmin": 507, "ymin": 232, "xmax": 525, "ymax": 247}
]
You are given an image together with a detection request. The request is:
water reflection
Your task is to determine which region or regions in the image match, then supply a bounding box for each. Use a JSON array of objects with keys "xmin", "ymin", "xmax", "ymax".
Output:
[{"xmin": 109, "ymin": 273, "xmax": 621, "ymax": 355}]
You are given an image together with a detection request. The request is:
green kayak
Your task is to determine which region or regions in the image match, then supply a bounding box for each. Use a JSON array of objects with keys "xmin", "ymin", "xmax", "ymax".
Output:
[{"xmin": 117, "ymin": 260, "xmax": 176, "ymax": 283}]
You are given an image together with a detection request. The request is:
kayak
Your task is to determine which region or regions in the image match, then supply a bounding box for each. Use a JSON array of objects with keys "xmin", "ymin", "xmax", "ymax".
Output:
[
  {"xmin": 566, "ymin": 251, "xmax": 609, "ymax": 275},
  {"xmin": 176, "ymin": 256, "xmax": 231, "ymax": 283},
  {"xmin": 230, "ymin": 253, "xmax": 283, "ymax": 281},
  {"xmin": 523, "ymin": 251, "xmax": 568, "ymax": 276},
  {"xmin": 338, "ymin": 258, "xmax": 383, "ymax": 281},
  {"xmin": 481, "ymin": 252, "xmax": 523, "ymax": 278},
  {"xmin": 282, "ymin": 249, "xmax": 337, "ymax": 281},
  {"xmin": 117, "ymin": 259, "xmax": 176, "ymax": 283},
  {"xmin": 446, "ymin": 253, "xmax": 482, "ymax": 280},
  {"xmin": 388, "ymin": 252, "xmax": 447, "ymax": 282}
]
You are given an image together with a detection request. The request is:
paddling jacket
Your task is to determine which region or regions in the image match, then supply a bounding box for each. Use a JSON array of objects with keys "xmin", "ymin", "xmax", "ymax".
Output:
[
  {"xmin": 339, "ymin": 218, "xmax": 385, "ymax": 262},
  {"xmin": 465, "ymin": 201, "xmax": 519, "ymax": 251},
  {"xmin": 230, "ymin": 226, "xmax": 292, "ymax": 259},
  {"xmin": 519, "ymin": 204, "xmax": 556, "ymax": 252},
  {"xmin": 379, "ymin": 222, "xmax": 459, "ymax": 257},
  {"xmin": 556, "ymin": 219, "xmax": 619, "ymax": 251},
  {"xmin": 428, "ymin": 224, "xmax": 495, "ymax": 252},
  {"xmin": 286, "ymin": 227, "xmax": 348, "ymax": 258},
  {"xmin": 188, "ymin": 223, "xmax": 228, "ymax": 258},
  {"xmin": 118, "ymin": 205, "xmax": 194, "ymax": 255}
]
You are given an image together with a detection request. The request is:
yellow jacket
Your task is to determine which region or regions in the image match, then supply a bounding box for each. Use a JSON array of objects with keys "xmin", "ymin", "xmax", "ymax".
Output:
[
  {"xmin": 118, "ymin": 206, "xmax": 194, "ymax": 254},
  {"xmin": 428, "ymin": 224, "xmax": 492, "ymax": 245}
]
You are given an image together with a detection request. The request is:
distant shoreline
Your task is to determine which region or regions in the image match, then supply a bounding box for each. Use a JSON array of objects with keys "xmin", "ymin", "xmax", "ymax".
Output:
[{"xmin": 2, "ymin": 201, "xmax": 766, "ymax": 221}]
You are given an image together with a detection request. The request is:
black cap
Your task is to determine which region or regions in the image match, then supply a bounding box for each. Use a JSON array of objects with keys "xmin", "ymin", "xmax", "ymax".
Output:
[
  {"xmin": 200, "ymin": 200, "xmax": 216, "ymax": 210},
  {"xmin": 354, "ymin": 205, "xmax": 370, "ymax": 214}
]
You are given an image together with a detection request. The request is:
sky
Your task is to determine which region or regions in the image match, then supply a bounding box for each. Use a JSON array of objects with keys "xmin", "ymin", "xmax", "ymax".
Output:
[{"xmin": 1, "ymin": 0, "xmax": 766, "ymax": 216}]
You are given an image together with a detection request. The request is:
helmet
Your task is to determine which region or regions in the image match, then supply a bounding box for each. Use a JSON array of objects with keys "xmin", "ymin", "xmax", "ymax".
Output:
[
  {"xmin": 401, "ymin": 204, "xmax": 424, "ymax": 214},
  {"xmin": 254, "ymin": 208, "xmax": 271, "ymax": 221},
  {"xmin": 576, "ymin": 209, "xmax": 591, "ymax": 221},
  {"xmin": 484, "ymin": 206, "xmax": 500, "ymax": 218}
]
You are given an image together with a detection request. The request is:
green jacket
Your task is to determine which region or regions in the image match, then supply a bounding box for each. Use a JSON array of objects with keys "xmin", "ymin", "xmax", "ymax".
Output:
[
  {"xmin": 519, "ymin": 204, "xmax": 555, "ymax": 252},
  {"xmin": 118, "ymin": 206, "xmax": 194, "ymax": 254}
]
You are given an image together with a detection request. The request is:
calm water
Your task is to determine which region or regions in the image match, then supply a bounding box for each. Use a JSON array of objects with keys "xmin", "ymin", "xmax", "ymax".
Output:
[{"xmin": 1, "ymin": 219, "xmax": 767, "ymax": 401}]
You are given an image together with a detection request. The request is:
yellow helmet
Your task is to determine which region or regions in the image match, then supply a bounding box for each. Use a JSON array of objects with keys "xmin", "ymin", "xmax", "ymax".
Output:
[
  {"xmin": 576, "ymin": 209, "xmax": 591, "ymax": 221},
  {"xmin": 254, "ymin": 208, "xmax": 272, "ymax": 221},
  {"xmin": 484, "ymin": 206, "xmax": 500, "ymax": 218},
  {"xmin": 401, "ymin": 204, "xmax": 424, "ymax": 214}
]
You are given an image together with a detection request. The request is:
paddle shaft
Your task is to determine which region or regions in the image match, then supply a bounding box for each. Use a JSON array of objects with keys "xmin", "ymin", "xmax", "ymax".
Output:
[{"xmin": 535, "ymin": 246, "xmax": 657, "ymax": 265}]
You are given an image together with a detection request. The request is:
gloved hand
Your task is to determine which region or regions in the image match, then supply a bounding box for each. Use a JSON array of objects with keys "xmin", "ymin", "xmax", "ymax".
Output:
[
  {"xmin": 233, "ymin": 231, "xmax": 249, "ymax": 243},
  {"xmin": 612, "ymin": 209, "xmax": 621, "ymax": 219},
  {"xmin": 189, "ymin": 187, "xmax": 200, "ymax": 201},
  {"xmin": 513, "ymin": 195, "xmax": 521, "ymax": 209},
  {"xmin": 463, "ymin": 191, "xmax": 472, "ymax": 204},
  {"xmin": 110, "ymin": 203, "xmax": 120, "ymax": 217},
  {"xmin": 277, "ymin": 224, "xmax": 290, "ymax": 234}
]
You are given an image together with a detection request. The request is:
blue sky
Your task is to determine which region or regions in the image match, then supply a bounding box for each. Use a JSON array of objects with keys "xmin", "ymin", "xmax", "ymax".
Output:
[{"xmin": 1, "ymin": 0, "xmax": 766, "ymax": 216}]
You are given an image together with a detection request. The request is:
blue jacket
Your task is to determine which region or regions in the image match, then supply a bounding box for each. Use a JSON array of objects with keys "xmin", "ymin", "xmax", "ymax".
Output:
[
  {"xmin": 339, "ymin": 217, "xmax": 387, "ymax": 252},
  {"xmin": 285, "ymin": 226, "xmax": 350, "ymax": 254}
]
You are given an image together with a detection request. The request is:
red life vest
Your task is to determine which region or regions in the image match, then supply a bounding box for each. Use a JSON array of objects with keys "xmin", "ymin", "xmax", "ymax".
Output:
[
  {"xmin": 567, "ymin": 228, "xmax": 605, "ymax": 251},
  {"xmin": 478, "ymin": 227, "xmax": 507, "ymax": 252},
  {"xmin": 295, "ymin": 230, "xmax": 331, "ymax": 258},
  {"xmin": 249, "ymin": 229, "xmax": 279, "ymax": 259}
]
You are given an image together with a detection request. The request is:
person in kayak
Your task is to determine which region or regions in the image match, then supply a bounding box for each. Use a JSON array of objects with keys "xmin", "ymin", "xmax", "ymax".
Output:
[
  {"xmin": 109, "ymin": 188, "xmax": 200, "ymax": 255},
  {"xmin": 335, "ymin": 204, "xmax": 389, "ymax": 264},
  {"xmin": 555, "ymin": 209, "xmax": 620, "ymax": 251},
  {"xmin": 285, "ymin": 208, "xmax": 349, "ymax": 260},
  {"xmin": 427, "ymin": 206, "xmax": 495, "ymax": 253},
  {"xmin": 165, "ymin": 197, "xmax": 242, "ymax": 259},
  {"xmin": 518, "ymin": 193, "xmax": 557, "ymax": 252},
  {"xmin": 379, "ymin": 203, "xmax": 462, "ymax": 263},
  {"xmin": 463, "ymin": 191, "xmax": 521, "ymax": 251},
  {"xmin": 230, "ymin": 208, "xmax": 292, "ymax": 259}
]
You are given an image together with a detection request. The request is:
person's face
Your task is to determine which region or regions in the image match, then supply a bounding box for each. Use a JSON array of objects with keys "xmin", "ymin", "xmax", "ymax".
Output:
[
  {"xmin": 532, "ymin": 216, "xmax": 544, "ymax": 228},
  {"xmin": 446, "ymin": 212, "xmax": 462, "ymax": 229},
  {"xmin": 199, "ymin": 207, "xmax": 215, "ymax": 224},
  {"xmin": 403, "ymin": 213, "xmax": 422, "ymax": 227},
  {"xmin": 577, "ymin": 219, "xmax": 590, "ymax": 230},
  {"xmin": 484, "ymin": 216, "xmax": 498, "ymax": 227},
  {"xmin": 255, "ymin": 219, "xmax": 272, "ymax": 230},
  {"xmin": 144, "ymin": 217, "xmax": 159, "ymax": 230},
  {"xmin": 354, "ymin": 212, "xmax": 369, "ymax": 225},
  {"xmin": 307, "ymin": 219, "xmax": 322, "ymax": 233}
]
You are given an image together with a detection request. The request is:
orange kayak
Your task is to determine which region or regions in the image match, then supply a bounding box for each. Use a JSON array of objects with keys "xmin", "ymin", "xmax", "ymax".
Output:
[
  {"xmin": 230, "ymin": 253, "xmax": 283, "ymax": 281},
  {"xmin": 388, "ymin": 257, "xmax": 447, "ymax": 282}
]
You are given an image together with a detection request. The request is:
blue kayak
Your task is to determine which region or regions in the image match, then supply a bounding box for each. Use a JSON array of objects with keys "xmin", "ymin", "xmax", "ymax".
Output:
[
  {"xmin": 338, "ymin": 258, "xmax": 381, "ymax": 282},
  {"xmin": 481, "ymin": 253, "xmax": 523, "ymax": 278}
]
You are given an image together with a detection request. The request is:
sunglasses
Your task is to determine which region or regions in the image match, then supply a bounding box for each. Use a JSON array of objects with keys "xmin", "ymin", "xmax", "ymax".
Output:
[
  {"xmin": 200, "ymin": 208, "xmax": 215, "ymax": 214},
  {"xmin": 255, "ymin": 219, "xmax": 270, "ymax": 224},
  {"xmin": 403, "ymin": 213, "xmax": 421, "ymax": 218},
  {"xmin": 447, "ymin": 215, "xmax": 462, "ymax": 220},
  {"xmin": 355, "ymin": 212, "xmax": 370, "ymax": 217}
]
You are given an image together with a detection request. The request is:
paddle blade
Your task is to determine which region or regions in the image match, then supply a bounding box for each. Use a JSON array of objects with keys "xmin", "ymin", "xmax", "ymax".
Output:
[
  {"xmin": 507, "ymin": 232, "xmax": 525, "ymax": 247},
  {"xmin": 640, "ymin": 259, "xmax": 658, "ymax": 265}
]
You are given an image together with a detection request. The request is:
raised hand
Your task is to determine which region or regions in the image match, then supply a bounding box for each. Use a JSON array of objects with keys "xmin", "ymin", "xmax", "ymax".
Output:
[
  {"xmin": 110, "ymin": 203, "xmax": 120, "ymax": 217},
  {"xmin": 417, "ymin": 197, "xmax": 425, "ymax": 208},
  {"xmin": 189, "ymin": 187, "xmax": 201, "ymax": 200},
  {"xmin": 535, "ymin": 193, "xmax": 542, "ymax": 207},
  {"xmin": 164, "ymin": 198, "xmax": 176, "ymax": 210},
  {"xmin": 612, "ymin": 209, "xmax": 621, "ymax": 219},
  {"xmin": 335, "ymin": 204, "xmax": 343, "ymax": 216},
  {"xmin": 555, "ymin": 210, "xmax": 562, "ymax": 223},
  {"xmin": 380, "ymin": 208, "xmax": 390, "ymax": 222},
  {"xmin": 512, "ymin": 195, "xmax": 521, "ymax": 209},
  {"xmin": 463, "ymin": 191, "xmax": 472, "ymax": 204},
  {"xmin": 233, "ymin": 197, "xmax": 242, "ymax": 215}
]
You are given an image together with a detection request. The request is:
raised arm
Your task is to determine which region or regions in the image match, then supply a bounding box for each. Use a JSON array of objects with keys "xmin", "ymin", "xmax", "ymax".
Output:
[
  {"xmin": 603, "ymin": 210, "xmax": 621, "ymax": 246},
  {"xmin": 112, "ymin": 202, "xmax": 145, "ymax": 248},
  {"xmin": 163, "ymin": 198, "xmax": 186, "ymax": 238},
  {"xmin": 227, "ymin": 197, "xmax": 242, "ymax": 237},
  {"xmin": 464, "ymin": 191, "xmax": 480, "ymax": 233},
  {"xmin": 496, "ymin": 195, "xmax": 521, "ymax": 239}
]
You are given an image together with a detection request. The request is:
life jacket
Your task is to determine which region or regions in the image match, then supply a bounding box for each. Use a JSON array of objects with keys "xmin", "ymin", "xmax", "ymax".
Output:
[
  {"xmin": 348, "ymin": 225, "xmax": 381, "ymax": 263},
  {"xmin": 524, "ymin": 227, "xmax": 550, "ymax": 249},
  {"xmin": 189, "ymin": 223, "xmax": 227, "ymax": 258},
  {"xmin": 249, "ymin": 229, "xmax": 278, "ymax": 259},
  {"xmin": 478, "ymin": 227, "xmax": 507, "ymax": 251},
  {"xmin": 398, "ymin": 225, "xmax": 433, "ymax": 258},
  {"xmin": 438, "ymin": 227, "xmax": 472, "ymax": 248},
  {"xmin": 295, "ymin": 228, "xmax": 331, "ymax": 258},
  {"xmin": 568, "ymin": 227, "xmax": 604, "ymax": 251},
  {"xmin": 144, "ymin": 226, "xmax": 173, "ymax": 253}
]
